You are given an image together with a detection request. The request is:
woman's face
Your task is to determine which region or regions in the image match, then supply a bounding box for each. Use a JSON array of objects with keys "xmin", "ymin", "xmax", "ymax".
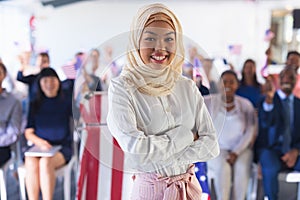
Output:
[
  {"xmin": 243, "ymin": 61, "xmax": 256, "ymax": 77},
  {"xmin": 220, "ymin": 73, "xmax": 238, "ymax": 98},
  {"xmin": 139, "ymin": 20, "xmax": 176, "ymax": 70},
  {"xmin": 40, "ymin": 76, "xmax": 60, "ymax": 97}
]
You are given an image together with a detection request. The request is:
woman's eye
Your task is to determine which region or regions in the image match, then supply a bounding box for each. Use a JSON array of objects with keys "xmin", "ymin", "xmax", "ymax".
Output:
[
  {"xmin": 165, "ymin": 37, "xmax": 174, "ymax": 42},
  {"xmin": 145, "ymin": 37, "xmax": 155, "ymax": 42}
]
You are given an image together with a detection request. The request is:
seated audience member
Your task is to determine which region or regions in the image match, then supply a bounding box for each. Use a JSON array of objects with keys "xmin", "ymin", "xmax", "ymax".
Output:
[
  {"xmin": 17, "ymin": 52, "xmax": 50, "ymax": 102},
  {"xmin": 236, "ymin": 59, "xmax": 262, "ymax": 109},
  {"xmin": 0, "ymin": 58, "xmax": 14, "ymax": 92},
  {"xmin": 73, "ymin": 49, "xmax": 103, "ymax": 122},
  {"xmin": 82, "ymin": 49, "xmax": 102, "ymax": 92},
  {"xmin": 0, "ymin": 63, "xmax": 22, "ymax": 166},
  {"xmin": 203, "ymin": 58, "xmax": 218, "ymax": 94},
  {"xmin": 286, "ymin": 51, "xmax": 300, "ymax": 98},
  {"xmin": 205, "ymin": 70, "xmax": 256, "ymax": 200},
  {"xmin": 24, "ymin": 68, "xmax": 72, "ymax": 200},
  {"xmin": 256, "ymin": 66, "xmax": 300, "ymax": 200},
  {"xmin": 264, "ymin": 51, "xmax": 300, "ymax": 97},
  {"xmin": 97, "ymin": 46, "xmax": 117, "ymax": 91},
  {"xmin": 286, "ymin": 50, "xmax": 300, "ymax": 70}
]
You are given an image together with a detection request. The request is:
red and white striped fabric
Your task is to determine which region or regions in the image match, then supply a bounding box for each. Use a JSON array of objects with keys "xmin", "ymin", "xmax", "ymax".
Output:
[
  {"xmin": 76, "ymin": 92, "xmax": 134, "ymax": 200},
  {"xmin": 61, "ymin": 64, "xmax": 77, "ymax": 79}
]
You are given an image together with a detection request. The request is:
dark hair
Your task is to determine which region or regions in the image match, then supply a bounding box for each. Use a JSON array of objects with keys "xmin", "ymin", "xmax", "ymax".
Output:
[
  {"xmin": 75, "ymin": 52, "xmax": 84, "ymax": 57},
  {"xmin": 286, "ymin": 51, "xmax": 300, "ymax": 59},
  {"xmin": 38, "ymin": 67, "xmax": 59, "ymax": 79},
  {"xmin": 220, "ymin": 70, "xmax": 239, "ymax": 82},
  {"xmin": 240, "ymin": 59, "xmax": 260, "ymax": 87},
  {"xmin": 0, "ymin": 62, "xmax": 7, "ymax": 75},
  {"xmin": 279, "ymin": 65, "xmax": 297, "ymax": 85},
  {"xmin": 39, "ymin": 52, "xmax": 50, "ymax": 62},
  {"xmin": 31, "ymin": 68, "xmax": 62, "ymax": 113}
]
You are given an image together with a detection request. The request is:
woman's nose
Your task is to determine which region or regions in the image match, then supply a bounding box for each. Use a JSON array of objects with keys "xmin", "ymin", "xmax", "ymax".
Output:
[
  {"xmin": 154, "ymin": 39, "xmax": 166, "ymax": 51},
  {"xmin": 223, "ymin": 82, "xmax": 230, "ymax": 88}
]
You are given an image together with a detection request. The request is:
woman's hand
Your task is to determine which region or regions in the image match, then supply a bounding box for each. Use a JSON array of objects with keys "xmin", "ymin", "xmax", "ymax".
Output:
[
  {"xmin": 193, "ymin": 132, "xmax": 199, "ymax": 141},
  {"xmin": 36, "ymin": 139, "xmax": 52, "ymax": 150},
  {"xmin": 25, "ymin": 128, "xmax": 52, "ymax": 150},
  {"xmin": 226, "ymin": 152, "xmax": 238, "ymax": 165},
  {"xmin": 263, "ymin": 77, "xmax": 275, "ymax": 104}
]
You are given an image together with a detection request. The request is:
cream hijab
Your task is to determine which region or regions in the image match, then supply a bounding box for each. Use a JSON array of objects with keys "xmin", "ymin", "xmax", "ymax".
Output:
[{"xmin": 121, "ymin": 3, "xmax": 185, "ymax": 96}]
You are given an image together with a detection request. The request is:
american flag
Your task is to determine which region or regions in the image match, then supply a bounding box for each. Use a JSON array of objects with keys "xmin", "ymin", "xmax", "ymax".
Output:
[
  {"xmin": 228, "ymin": 44, "xmax": 242, "ymax": 55},
  {"xmin": 76, "ymin": 92, "xmax": 134, "ymax": 200},
  {"xmin": 62, "ymin": 64, "xmax": 77, "ymax": 79},
  {"xmin": 193, "ymin": 58, "xmax": 202, "ymax": 77},
  {"xmin": 195, "ymin": 162, "xmax": 211, "ymax": 200},
  {"xmin": 264, "ymin": 29, "xmax": 275, "ymax": 42}
]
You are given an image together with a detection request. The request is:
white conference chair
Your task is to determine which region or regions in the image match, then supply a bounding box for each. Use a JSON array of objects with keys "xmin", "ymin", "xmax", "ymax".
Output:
[
  {"xmin": 18, "ymin": 154, "xmax": 76, "ymax": 200},
  {"xmin": 247, "ymin": 164, "xmax": 300, "ymax": 200},
  {"xmin": 18, "ymin": 130, "xmax": 79, "ymax": 200},
  {"xmin": 278, "ymin": 170, "xmax": 300, "ymax": 200},
  {"xmin": 246, "ymin": 163, "xmax": 258, "ymax": 200}
]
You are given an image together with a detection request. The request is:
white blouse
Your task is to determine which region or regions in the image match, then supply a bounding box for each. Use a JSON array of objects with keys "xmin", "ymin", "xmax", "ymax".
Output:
[
  {"xmin": 107, "ymin": 75, "xmax": 219, "ymax": 177},
  {"xmin": 204, "ymin": 94, "xmax": 256, "ymax": 154}
]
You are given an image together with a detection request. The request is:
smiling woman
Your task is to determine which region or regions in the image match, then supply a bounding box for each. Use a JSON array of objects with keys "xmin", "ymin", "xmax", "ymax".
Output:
[
  {"xmin": 107, "ymin": 3, "xmax": 219, "ymax": 199},
  {"xmin": 39, "ymin": 75, "xmax": 60, "ymax": 98},
  {"xmin": 24, "ymin": 68, "xmax": 73, "ymax": 200},
  {"xmin": 204, "ymin": 70, "xmax": 256, "ymax": 200},
  {"xmin": 139, "ymin": 19, "xmax": 176, "ymax": 70}
]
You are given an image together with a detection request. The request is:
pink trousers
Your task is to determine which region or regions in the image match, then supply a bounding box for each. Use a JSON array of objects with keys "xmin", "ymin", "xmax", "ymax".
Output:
[{"xmin": 131, "ymin": 165, "xmax": 202, "ymax": 200}]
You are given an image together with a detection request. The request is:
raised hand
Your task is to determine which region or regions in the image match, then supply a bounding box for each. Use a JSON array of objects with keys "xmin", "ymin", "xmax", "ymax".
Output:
[{"xmin": 264, "ymin": 77, "xmax": 276, "ymax": 104}]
